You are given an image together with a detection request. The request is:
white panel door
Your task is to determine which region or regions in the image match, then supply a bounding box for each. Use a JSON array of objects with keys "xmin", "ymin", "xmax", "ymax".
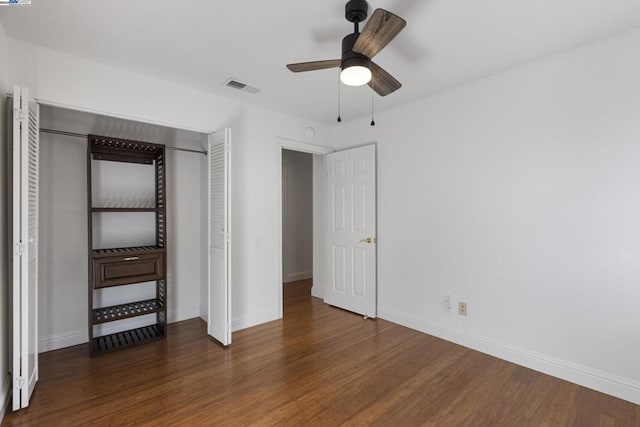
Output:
[
  {"xmin": 10, "ymin": 86, "xmax": 39, "ymax": 410},
  {"xmin": 207, "ymin": 129, "xmax": 232, "ymax": 345},
  {"xmin": 324, "ymin": 144, "xmax": 376, "ymax": 318}
]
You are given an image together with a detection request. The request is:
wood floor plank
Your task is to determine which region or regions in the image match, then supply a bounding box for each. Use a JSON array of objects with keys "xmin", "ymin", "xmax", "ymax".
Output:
[{"xmin": 3, "ymin": 279, "xmax": 638, "ymax": 426}]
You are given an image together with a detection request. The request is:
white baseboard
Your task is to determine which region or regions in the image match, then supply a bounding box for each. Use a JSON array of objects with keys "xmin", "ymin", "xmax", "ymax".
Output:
[
  {"xmin": 311, "ymin": 284, "xmax": 324, "ymax": 299},
  {"xmin": 39, "ymin": 329, "xmax": 87, "ymax": 353},
  {"xmin": 38, "ymin": 305, "xmax": 200, "ymax": 353},
  {"xmin": 378, "ymin": 307, "xmax": 640, "ymax": 405},
  {"xmin": 284, "ymin": 271, "xmax": 313, "ymax": 283},
  {"xmin": 0, "ymin": 375, "xmax": 11, "ymax": 423},
  {"xmin": 167, "ymin": 306, "xmax": 199, "ymax": 324},
  {"xmin": 232, "ymin": 310, "xmax": 280, "ymax": 332}
]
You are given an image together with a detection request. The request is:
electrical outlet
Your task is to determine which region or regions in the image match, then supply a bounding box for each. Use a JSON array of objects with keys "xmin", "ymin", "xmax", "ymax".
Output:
[{"xmin": 458, "ymin": 302, "xmax": 467, "ymax": 316}]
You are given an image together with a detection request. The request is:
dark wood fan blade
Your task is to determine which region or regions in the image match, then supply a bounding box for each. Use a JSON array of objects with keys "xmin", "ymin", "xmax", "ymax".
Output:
[
  {"xmin": 369, "ymin": 62, "xmax": 401, "ymax": 96},
  {"xmin": 353, "ymin": 9, "xmax": 407, "ymax": 59},
  {"xmin": 286, "ymin": 60, "xmax": 341, "ymax": 73}
]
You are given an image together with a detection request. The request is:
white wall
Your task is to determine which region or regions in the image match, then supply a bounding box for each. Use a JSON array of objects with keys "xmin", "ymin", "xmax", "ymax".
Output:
[
  {"xmin": 37, "ymin": 133, "xmax": 87, "ymax": 350},
  {"xmin": 0, "ymin": 18, "xmax": 11, "ymax": 420},
  {"xmin": 5, "ymin": 39, "xmax": 242, "ymax": 133},
  {"xmin": 282, "ymin": 150, "xmax": 313, "ymax": 283},
  {"xmin": 334, "ymin": 29, "xmax": 640, "ymax": 404},
  {"xmin": 199, "ymin": 149, "xmax": 209, "ymax": 320},
  {"xmin": 230, "ymin": 105, "xmax": 332, "ymax": 329},
  {"xmin": 165, "ymin": 150, "xmax": 206, "ymax": 323}
]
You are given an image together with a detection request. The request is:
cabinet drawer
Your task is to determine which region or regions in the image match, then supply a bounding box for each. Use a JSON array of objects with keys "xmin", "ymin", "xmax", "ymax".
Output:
[{"xmin": 93, "ymin": 253, "xmax": 164, "ymax": 288}]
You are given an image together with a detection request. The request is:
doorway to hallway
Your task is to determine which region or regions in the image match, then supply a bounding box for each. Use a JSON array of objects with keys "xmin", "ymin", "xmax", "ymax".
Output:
[{"xmin": 281, "ymin": 149, "xmax": 313, "ymax": 313}]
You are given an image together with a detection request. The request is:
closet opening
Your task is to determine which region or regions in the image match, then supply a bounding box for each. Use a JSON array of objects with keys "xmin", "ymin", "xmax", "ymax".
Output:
[
  {"xmin": 37, "ymin": 104, "xmax": 211, "ymax": 354},
  {"xmin": 281, "ymin": 149, "xmax": 314, "ymax": 314}
]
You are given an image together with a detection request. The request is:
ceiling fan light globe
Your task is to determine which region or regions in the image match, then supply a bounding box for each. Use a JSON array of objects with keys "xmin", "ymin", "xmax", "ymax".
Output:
[{"xmin": 340, "ymin": 65, "xmax": 372, "ymax": 86}]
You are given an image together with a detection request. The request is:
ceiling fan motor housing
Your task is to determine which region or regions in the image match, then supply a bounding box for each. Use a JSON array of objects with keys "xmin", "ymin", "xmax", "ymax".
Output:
[
  {"xmin": 341, "ymin": 32, "xmax": 371, "ymax": 70},
  {"xmin": 345, "ymin": 0, "xmax": 368, "ymax": 23}
]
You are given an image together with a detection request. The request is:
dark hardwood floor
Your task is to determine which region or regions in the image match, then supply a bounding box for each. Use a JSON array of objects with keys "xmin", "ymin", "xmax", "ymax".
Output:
[{"xmin": 3, "ymin": 279, "xmax": 639, "ymax": 426}]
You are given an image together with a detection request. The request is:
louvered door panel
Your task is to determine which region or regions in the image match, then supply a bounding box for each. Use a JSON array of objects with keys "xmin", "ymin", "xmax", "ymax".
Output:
[
  {"xmin": 11, "ymin": 86, "xmax": 39, "ymax": 411},
  {"xmin": 207, "ymin": 129, "xmax": 232, "ymax": 346},
  {"xmin": 25, "ymin": 99, "xmax": 39, "ymax": 402},
  {"xmin": 210, "ymin": 142, "xmax": 225, "ymax": 249}
]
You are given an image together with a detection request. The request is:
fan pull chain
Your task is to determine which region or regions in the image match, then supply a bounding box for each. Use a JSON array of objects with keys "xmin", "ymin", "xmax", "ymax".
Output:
[
  {"xmin": 337, "ymin": 70, "xmax": 342, "ymax": 123},
  {"xmin": 370, "ymin": 82, "xmax": 376, "ymax": 126}
]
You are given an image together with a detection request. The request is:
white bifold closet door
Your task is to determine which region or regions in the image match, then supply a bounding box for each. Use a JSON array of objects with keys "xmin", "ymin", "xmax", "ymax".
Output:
[
  {"xmin": 10, "ymin": 86, "xmax": 39, "ymax": 410},
  {"xmin": 207, "ymin": 129, "xmax": 232, "ymax": 346}
]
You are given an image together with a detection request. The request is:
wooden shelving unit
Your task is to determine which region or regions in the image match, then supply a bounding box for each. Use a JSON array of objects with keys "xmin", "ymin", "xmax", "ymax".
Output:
[
  {"xmin": 91, "ymin": 207, "xmax": 160, "ymax": 213},
  {"xmin": 92, "ymin": 299, "xmax": 162, "ymax": 324},
  {"xmin": 92, "ymin": 324, "xmax": 165, "ymax": 354},
  {"xmin": 87, "ymin": 135, "xmax": 167, "ymax": 356}
]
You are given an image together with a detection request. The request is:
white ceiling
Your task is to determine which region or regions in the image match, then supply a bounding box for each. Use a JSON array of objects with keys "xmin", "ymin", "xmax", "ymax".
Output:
[{"xmin": 2, "ymin": 0, "xmax": 640, "ymax": 124}]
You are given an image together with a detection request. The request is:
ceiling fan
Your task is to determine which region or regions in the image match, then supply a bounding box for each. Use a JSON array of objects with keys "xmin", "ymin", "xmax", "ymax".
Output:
[{"xmin": 286, "ymin": 0, "xmax": 406, "ymax": 97}]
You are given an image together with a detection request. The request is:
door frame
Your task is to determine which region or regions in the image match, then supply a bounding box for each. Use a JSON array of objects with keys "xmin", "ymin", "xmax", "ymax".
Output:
[
  {"xmin": 31, "ymin": 99, "xmax": 213, "ymax": 135},
  {"xmin": 276, "ymin": 137, "xmax": 334, "ymax": 318}
]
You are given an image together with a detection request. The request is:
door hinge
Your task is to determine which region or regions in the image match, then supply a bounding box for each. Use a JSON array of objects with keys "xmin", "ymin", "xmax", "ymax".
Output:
[
  {"xmin": 15, "ymin": 242, "xmax": 25, "ymax": 256},
  {"xmin": 14, "ymin": 108, "xmax": 26, "ymax": 123},
  {"xmin": 15, "ymin": 376, "xmax": 25, "ymax": 390},
  {"xmin": 224, "ymin": 232, "xmax": 231, "ymax": 242}
]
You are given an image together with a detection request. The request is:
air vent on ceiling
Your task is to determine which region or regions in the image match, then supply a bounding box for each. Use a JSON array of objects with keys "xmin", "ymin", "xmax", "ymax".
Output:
[{"xmin": 224, "ymin": 78, "xmax": 261, "ymax": 94}]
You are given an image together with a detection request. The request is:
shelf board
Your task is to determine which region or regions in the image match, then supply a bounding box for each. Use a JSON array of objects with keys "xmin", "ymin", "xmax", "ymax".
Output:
[
  {"xmin": 93, "ymin": 299, "xmax": 162, "ymax": 324},
  {"xmin": 92, "ymin": 246, "xmax": 165, "ymax": 258},
  {"xmin": 91, "ymin": 207, "xmax": 159, "ymax": 212},
  {"xmin": 92, "ymin": 323, "xmax": 165, "ymax": 355}
]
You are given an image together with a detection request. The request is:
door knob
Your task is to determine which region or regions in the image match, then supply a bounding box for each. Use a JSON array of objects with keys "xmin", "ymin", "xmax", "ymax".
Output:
[{"xmin": 360, "ymin": 237, "xmax": 376, "ymax": 244}]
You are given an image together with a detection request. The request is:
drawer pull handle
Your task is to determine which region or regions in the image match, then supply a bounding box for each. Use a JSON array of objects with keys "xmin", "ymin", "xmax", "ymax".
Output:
[{"xmin": 123, "ymin": 256, "xmax": 140, "ymax": 261}]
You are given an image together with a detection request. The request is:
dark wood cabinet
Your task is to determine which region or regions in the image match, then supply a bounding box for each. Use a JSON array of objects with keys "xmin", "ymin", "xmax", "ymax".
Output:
[
  {"xmin": 87, "ymin": 135, "xmax": 167, "ymax": 356},
  {"xmin": 92, "ymin": 249, "xmax": 165, "ymax": 289}
]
